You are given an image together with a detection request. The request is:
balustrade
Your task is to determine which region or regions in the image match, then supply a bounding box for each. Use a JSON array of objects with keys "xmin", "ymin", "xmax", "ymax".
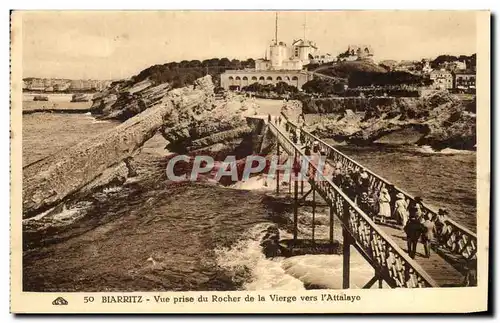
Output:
[
  {"xmin": 281, "ymin": 113, "xmax": 477, "ymax": 263},
  {"xmin": 268, "ymin": 121, "xmax": 438, "ymax": 288}
]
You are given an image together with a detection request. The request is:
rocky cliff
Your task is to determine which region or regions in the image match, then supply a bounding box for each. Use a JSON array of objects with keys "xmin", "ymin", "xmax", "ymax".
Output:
[
  {"xmin": 292, "ymin": 91, "xmax": 476, "ymax": 150},
  {"xmin": 23, "ymin": 76, "xmax": 261, "ymax": 218}
]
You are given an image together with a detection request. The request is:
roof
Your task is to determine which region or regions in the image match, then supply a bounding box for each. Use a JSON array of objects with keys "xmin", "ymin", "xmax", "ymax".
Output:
[
  {"xmin": 291, "ymin": 39, "xmax": 318, "ymax": 49},
  {"xmin": 430, "ymin": 69, "xmax": 452, "ymax": 75},
  {"xmin": 454, "ymin": 69, "xmax": 476, "ymax": 75},
  {"xmin": 222, "ymin": 70, "xmax": 308, "ymax": 75}
]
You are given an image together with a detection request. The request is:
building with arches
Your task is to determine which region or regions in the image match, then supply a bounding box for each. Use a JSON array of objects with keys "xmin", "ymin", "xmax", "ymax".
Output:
[
  {"xmin": 220, "ymin": 12, "xmax": 315, "ymax": 91},
  {"xmin": 220, "ymin": 70, "xmax": 312, "ymax": 91}
]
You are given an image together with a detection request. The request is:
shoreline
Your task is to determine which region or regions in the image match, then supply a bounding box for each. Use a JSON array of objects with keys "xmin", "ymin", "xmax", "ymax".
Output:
[{"xmin": 23, "ymin": 108, "xmax": 92, "ymax": 115}]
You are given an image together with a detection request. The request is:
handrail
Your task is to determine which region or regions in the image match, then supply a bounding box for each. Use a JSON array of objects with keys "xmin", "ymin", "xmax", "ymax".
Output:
[
  {"xmin": 281, "ymin": 112, "xmax": 477, "ymax": 262},
  {"xmin": 268, "ymin": 121, "xmax": 439, "ymax": 288}
]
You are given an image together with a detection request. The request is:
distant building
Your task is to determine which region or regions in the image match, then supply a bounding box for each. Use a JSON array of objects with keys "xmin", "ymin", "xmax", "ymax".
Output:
[
  {"xmin": 311, "ymin": 53, "xmax": 335, "ymax": 65},
  {"xmin": 290, "ymin": 39, "xmax": 318, "ymax": 65},
  {"xmin": 54, "ymin": 82, "xmax": 70, "ymax": 91},
  {"xmin": 337, "ymin": 45, "xmax": 374, "ymax": 62},
  {"xmin": 394, "ymin": 60, "xmax": 419, "ymax": 73},
  {"xmin": 220, "ymin": 70, "xmax": 312, "ymax": 91},
  {"xmin": 429, "ymin": 69, "xmax": 453, "ymax": 90},
  {"xmin": 221, "ymin": 13, "xmax": 314, "ymax": 91},
  {"xmin": 27, "ymin": 78, "xmax": 45, "ymax": 91},
  {"xmin": 453, "ymin": 69, "xmax": 476, "ymax": 90},
  {"xmin": 421, "ymin": 59, "xmax": 433, "ymax": 74}
]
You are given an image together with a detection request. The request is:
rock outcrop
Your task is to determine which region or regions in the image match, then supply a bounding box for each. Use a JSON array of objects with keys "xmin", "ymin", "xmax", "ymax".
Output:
[
  {"xmin": 23, "ymin": 76, "xmax": 260, "ymax": 218},
  {"xmin": 295, "ymin": 91, "xmax": 476, "ymax": 150}
]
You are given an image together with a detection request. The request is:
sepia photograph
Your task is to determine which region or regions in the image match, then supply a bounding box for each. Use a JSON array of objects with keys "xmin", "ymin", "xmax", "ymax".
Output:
[{"xmin": 10, "ymin": 10, "xmax": 490, "ymax": 313}]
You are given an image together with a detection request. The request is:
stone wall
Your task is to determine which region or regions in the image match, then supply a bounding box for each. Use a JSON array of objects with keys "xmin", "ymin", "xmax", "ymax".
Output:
[{"xmin": 300, "ymin": 97, "xmax": 403, "ymax": 114}]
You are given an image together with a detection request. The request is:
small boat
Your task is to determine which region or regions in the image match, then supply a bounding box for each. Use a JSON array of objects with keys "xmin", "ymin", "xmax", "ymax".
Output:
[
  {"xmin": 33, "ymin": 95, "xmax": 48, "ymax": 101},
  {"xmin": 71, "ymin": 94, "xmax": 89, "ymax": 102}
]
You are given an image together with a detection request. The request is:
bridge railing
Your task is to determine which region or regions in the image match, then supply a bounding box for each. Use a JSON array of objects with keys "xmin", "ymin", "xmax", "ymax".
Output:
[
  {"xmin": 282, "ymin": 113, "xmax": 477, "ymax": 263},
  {"xmin": 268, "ymin": 121, "xmax": 438, "ymax": 288}
]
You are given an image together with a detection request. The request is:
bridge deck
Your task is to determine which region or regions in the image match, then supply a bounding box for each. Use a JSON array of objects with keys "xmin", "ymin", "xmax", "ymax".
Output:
[
  {"xmin": 268, "ymin": 117, "xmax": 467, "ymax": 287},
  {"xmin": 379, "ymin": 224, "xmax": 464, "ymax": 287}
]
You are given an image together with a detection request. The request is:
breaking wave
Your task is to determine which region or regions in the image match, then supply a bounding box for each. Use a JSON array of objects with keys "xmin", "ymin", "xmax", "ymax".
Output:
[
  {"xmin": 215, "ymin": 223, "xmax": 305, "ymax": 291},
  {"xmin": 414, "ymin": 145, "xmax": 474, "ymax": 155}
]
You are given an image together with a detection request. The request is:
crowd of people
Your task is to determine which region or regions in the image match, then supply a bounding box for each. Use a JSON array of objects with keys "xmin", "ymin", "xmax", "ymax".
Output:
[
  {"xmin": 270, "ymin": 114, "xmax": 459, "ymax": 260},
  {"xmin": 268, "ymin": 114, "xmax": 476, "ymax": 285}
]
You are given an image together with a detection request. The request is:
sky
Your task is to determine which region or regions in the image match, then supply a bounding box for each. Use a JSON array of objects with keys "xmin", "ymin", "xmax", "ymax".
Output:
[{"xmin": 19, "ymin": 10, "xmax": 478, "ymax": 80}]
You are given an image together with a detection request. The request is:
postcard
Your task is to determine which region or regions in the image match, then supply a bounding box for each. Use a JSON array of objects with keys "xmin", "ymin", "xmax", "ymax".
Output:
[{"xmin": 10, "ymin": 10, "xmax": 490, "ymax": 313}]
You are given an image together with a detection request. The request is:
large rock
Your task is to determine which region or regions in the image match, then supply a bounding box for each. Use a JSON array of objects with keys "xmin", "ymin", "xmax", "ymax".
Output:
[
  {"xmin": 23, "ymin": 77, "xmax": 213, "ymax": 218},
  {"xmin": 303, "ymin": 91, "xmax": 476, "ymax": 149},
  {"xmin": 23, "ymin": 76, "xmax": 263, "ymax": 218}
]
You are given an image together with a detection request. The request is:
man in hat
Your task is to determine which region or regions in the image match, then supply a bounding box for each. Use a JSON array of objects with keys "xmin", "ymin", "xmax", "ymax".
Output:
[
  {"xmin": 404, "ymin": 213, "xmax": 423, "ymax": 259},
  {"xmin": 359, "ymin": 168, "xmax": 370, "ymax": 195},
  {"xmin": 358, "ymin": 192, "xmax": 375, "ymax": 219},
  {"xmin": 421, "ymin": 213, "xmax": 437, "ymax": 258}
]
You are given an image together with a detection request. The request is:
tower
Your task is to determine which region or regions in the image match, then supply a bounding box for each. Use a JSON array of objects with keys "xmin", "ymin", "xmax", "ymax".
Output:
[
  {"xmin": 269, "ymin": 11, "xmax": 286, "ymax": 70},
  {"xmin": 275, "ymin": 12, "xmax": 278, "ymax": 45}
]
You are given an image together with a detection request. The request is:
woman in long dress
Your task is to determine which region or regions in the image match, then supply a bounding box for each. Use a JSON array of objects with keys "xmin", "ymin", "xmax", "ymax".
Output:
[
  {"xmin": 394, "ymin": 192, "xmax": 409, "ymax": 227},
  {"xmin": 378, "ymin": 187, "xmax": 392, "ymax": 224}
]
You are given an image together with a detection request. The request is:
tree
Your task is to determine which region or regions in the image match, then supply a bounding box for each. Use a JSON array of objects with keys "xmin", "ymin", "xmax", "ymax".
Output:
[
  {"xmin": 302, "ymin": 78, "xmax": 338, "ymax": 95},
  {"xmin": 188, "ymin": 60, "xmax": 202, "ymax": 68},
  {"xmin": 243, "ymin": 58, "xmax": 255, "ymax": 69},
  {"xmin": 431, "ymin": 55, "xmax": 458, "ymax": 68},
  {"xmin": 179, "ymin": 60, "xmax": 190, "ymax": 68},
  {"xmin": 219, "ymin": 58, "xmax": 231, "ymax": 67},
  {"xmin": 230, "ymin": 59, "xmax": 242, "ymax": 70}
]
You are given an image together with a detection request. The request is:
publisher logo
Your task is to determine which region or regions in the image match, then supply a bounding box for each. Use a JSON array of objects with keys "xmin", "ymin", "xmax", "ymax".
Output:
[{"xmin": 52, "ymin": 297, "xmax": 68, "ymax": 306}]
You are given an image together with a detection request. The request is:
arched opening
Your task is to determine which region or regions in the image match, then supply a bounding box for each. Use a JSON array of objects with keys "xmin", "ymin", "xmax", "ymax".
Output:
[
  {"xmin": 228, "ymin": 76, "xmax": 234, "ymax": 86},
  {"xmin": 266, "ymin": 76, "xmax": 273, "ymax": 85},
  {"xmin": 276, "ymin": 76, "xmax": 282, "ymax": 82},
  {"xmin": 258, "ymin": 76, "xmax": 265, "ymax": 85},
  {"xmin": 242, "ymin": 76, "xmax": 249, "ymax": 86},
  {"xmin": 292, "ymin": 76, "xmax": 299, "ymax": 87},
  {"xmin": 235, "ymin": 76, "xmax": 241, "ymax": 85}
]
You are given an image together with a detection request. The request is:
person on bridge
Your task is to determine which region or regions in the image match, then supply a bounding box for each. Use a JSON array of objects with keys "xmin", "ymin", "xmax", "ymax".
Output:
[
  {"xmin": 421, "ymin": 213, "xmax": 437, "ymax": 258},
  {"xmin": 358, "ymin": 169, "xmax": 370, "ymax": 195},
  {"xmin": 409, "ymin": 196, "xmax": 425, "ymax": 222},
  {"xmin": 332, "ymin": 166, "xmax": 344, "ymax": 187},
  {"xmin": 358, "ymin": 192, "xmax": 375, "ymax": 218},
  {"xmin": 303, "ymin": 144, "xmax": 312, "ymax": 156},
  {"xmin": 343, "ymin": 171, "xmax": 358, "ymax": 202},
  {"xmin": 378, "ymin": 187, "xmax": 392, "ymax": 224},
  {"xmin": 268, "ymin": 114, "xmax": 272, "ymax": 123},
  {"xmin": 394, "ymin": 192, "xmax": 409, "ymax": 227},
  {"xmin": 312, "ymin": 141, "xmax": 320, "ymax": 154},
  {"xmin": 434, "ymin": 208, "xmax": 449, "ymax": 243},
  {"xmin": 299, "ymin": 129, "xmax": 305, "ymax": 144},
  {"xmin": 278, "ymin": 115, "xmax": 282, "ymax": 126},
  {"xmin": 404, "ymin": 213, "xmax": 424, "ymax": 259}
]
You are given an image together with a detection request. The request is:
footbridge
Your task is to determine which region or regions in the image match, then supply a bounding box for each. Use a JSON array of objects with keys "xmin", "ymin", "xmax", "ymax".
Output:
[{"xmin": 266, "ymin": 114, "xmax": 477, "ymax": 288}]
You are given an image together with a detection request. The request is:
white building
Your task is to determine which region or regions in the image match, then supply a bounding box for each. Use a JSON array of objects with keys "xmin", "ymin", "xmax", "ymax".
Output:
[
  {"xmin": 430, "ymin": 69, "xmax": 453, "ymax": 90},
  {"xmin": 311, "ymin": 53, "xmax": 335, "ymax": 65}
]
